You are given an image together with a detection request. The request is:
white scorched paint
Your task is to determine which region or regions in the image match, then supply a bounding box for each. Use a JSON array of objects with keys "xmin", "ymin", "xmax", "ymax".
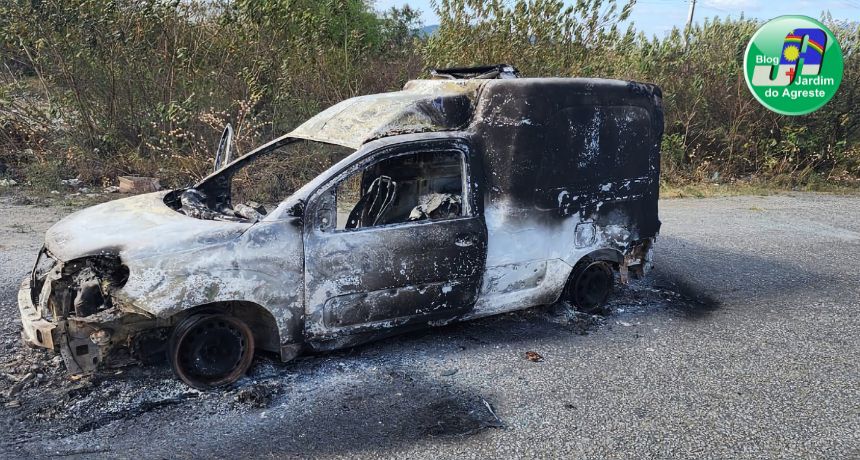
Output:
[
  {"xmin": 44, "ymin": 193, "xmax": 306, "ymax": 346},
  {"xmin": 464, "ymin": 199, "xmax": 618, "ymax": 319}
]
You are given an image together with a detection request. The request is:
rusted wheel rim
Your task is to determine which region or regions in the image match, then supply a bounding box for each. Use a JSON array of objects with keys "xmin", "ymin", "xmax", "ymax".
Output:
[
  {"xmin": 169, "ymin": 314, "xmax": 254, "ymax": 389},
  {"xmin": 572, "ymin": 261, "xmax": 613, "ymax": 312}
]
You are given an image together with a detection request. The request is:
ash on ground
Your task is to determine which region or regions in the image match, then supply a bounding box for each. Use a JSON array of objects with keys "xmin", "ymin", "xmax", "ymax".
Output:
[{"xmin": 0, "ymin": 277, "xmax": 687, "ymax": 448}]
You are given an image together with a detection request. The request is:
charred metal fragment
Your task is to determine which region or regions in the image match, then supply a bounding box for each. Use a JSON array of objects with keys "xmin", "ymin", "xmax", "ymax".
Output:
[
  {"xmin": 213, "ymin": 124, "xmax": 234, "ymax": 172},
  {"xmin": 431, "ymin": 64, "xmax": 520, "ymax": 80}
]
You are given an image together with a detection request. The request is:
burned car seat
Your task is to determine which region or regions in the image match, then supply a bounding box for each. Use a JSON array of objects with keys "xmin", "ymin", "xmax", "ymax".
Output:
[{"xmin": 345, "ymin": 175, "xmax": 398, "ymax": 229}]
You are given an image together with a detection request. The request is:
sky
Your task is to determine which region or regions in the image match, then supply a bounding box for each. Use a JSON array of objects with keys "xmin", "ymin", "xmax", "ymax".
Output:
[{"xmin": 373, "ymin": 0, "xmax": 860, "ymax": 38}]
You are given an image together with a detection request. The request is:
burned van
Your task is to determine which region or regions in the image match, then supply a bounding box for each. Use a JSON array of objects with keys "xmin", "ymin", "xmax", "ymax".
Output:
[{"xmin": 18, "ymin": 67, "xmax": 663, "ymax": 388}]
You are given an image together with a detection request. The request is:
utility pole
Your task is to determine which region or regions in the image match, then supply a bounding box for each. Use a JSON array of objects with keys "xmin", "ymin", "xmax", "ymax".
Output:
[{"xmin": 684, "ymin": 0, "xmax": 697, "ymax": 48}]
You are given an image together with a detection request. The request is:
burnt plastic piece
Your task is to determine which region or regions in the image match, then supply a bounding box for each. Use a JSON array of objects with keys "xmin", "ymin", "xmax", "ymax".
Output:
[
  {"xmin": 430, "ymin": 64, "xmax": 519, "ymax": 80},
  {"xmin": 73, "ymin": 277, "xmax": 104, "ymax": 317},
  {"xmin": 233, "ymin": 203, "xmax": 264, "ymax": 222},
  {"xmin": 408, "ymin": 193, "xmax": 462, "ymax": 221},
  {"xmin": 179, "ymin": 188, "xmax": 215, "ymax": 219}
]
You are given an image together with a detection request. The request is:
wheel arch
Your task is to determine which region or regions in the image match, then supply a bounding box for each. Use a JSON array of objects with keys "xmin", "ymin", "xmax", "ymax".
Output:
[
  {"xmin": 575, "ymin": 248, "xmax": 624, "ymax": 267},
  {"xmin": 172, "ymin": 301, "xmax": 281, "ymax": 355}
]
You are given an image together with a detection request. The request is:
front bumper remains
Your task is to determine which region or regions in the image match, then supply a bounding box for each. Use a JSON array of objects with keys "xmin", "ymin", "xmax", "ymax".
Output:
[
  {"xmin": 18, "ymin": 276, "xmax": 112, "ymax": 374},
  {"xmin": 18, "ymin": 278, "xmax": 57, "ymax": 350},
  {"xmin": 18, "ymin": 262, "xmax": 166, "ymax": 375}
]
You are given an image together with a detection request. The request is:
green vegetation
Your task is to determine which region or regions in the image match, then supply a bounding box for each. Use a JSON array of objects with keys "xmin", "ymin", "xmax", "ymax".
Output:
[{"xmin": 1, "ymin": 0, "xmax": 858, "ymax": 195}]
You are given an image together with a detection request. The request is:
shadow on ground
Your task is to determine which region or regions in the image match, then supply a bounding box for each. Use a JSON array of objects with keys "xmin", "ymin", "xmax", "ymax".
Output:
[{"xmin": 653, "ymin": 235, "xmax": 834, "ymax": 318}]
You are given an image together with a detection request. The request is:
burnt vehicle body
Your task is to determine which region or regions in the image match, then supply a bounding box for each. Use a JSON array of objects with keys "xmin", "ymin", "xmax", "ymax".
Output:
[{"xmin": 18, "ymin": 70, "xmax": 663, "ymax": 388}]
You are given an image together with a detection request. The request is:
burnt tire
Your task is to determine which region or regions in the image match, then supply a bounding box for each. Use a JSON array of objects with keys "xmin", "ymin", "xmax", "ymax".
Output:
[
  {"xmin": 565, "ymin": 260, "xmax": 614, "ymax": 314},
  {"xmin": 169, "ymin": 313, "xmax": 255, "ymax": 390}
]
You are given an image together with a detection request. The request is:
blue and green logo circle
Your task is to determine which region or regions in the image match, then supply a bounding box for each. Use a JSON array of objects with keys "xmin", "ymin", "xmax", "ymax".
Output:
[{"xmin": 744, "ymin": 15, "xmax": 843, "ymax": 116}]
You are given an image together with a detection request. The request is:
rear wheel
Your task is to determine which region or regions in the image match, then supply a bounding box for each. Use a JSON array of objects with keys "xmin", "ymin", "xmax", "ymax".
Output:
[
  {"xmin": 169, "ymin": 313, "xmax": 255, "ymax": 389},
  {"xmin": 565, "ymin": 260, "xmax": 614, "ymax": 314}
]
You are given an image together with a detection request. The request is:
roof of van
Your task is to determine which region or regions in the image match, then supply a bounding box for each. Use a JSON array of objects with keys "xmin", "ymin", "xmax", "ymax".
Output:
[
  {"xmin": 288, "ymin": 79, "xmax": 483, "ymax": 149},
  {"xmin": 287, "ymin": 77, "xmax": 661, "ymax": 150}
]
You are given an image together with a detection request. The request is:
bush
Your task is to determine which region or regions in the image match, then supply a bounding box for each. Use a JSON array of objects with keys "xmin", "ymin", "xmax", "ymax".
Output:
[
  {"xmin": 0, "ymin": 0, "xmax": 422, "ymax": 188},
  {"xmin": 0, "ymin": 0, "xmax": 857, "ymax": 192}
]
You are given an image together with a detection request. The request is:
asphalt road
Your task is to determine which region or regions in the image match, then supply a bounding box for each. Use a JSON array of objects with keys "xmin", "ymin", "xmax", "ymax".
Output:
[{"xmin": 0, "ymin": 192, "xmax": 858, "ymax": 459}]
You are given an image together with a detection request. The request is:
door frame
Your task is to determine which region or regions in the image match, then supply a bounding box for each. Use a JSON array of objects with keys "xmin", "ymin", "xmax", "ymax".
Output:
[{"xmin": 300, "ymin": 135, "xmax": 487, "ymax": 340}]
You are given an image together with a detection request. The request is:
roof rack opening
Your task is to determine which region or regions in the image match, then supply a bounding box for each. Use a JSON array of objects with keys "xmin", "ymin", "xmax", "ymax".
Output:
[{"xmin": 430, "ymin": 64, "xmax": 520, "ymax": 80}]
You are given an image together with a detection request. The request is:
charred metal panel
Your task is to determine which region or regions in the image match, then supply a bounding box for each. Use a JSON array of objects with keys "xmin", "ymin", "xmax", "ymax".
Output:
[
  {"xmin": 469, "ymin": 78, "xmax": 661, "ymax": 244},
  {"xmin": 467, "ymin": 259, "xmax": 572, "ymax": 319},
  {"xmin": 111, "ymin": 217, "xmax": 306, "ymax": 346},
  {"xmin": 303, "ymin": 215, "xmax": 486, "ymax": 339},
  {"xmin": 532, "ymin": 103, "xmax": 661, "ymax": 243},
  {"xmin": 323, "ymin": 278, "xmax": 476, "ymax": 328},
  {"xmin": 471, "ymin": 79, "xmax": 662, "ymax": 232},
  {"xmin": 30, "ymin": 192, "xmax": 307, "ymax": 368}
]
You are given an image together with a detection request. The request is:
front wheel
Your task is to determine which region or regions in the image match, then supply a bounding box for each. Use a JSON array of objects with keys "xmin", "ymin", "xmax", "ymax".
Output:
[
  {"xmin": 564, "ymin": 260, "xmax": 614, "ymax": 314},
  {"xmin": 169, "ymin": 313, "xmax": 255, "ymax": 389}
]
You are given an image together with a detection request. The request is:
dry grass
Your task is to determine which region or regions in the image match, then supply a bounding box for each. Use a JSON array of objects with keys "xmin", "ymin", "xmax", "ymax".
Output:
[{"xmin": 660, "ymin": 180, "xmax": 860, "ymax": 199}]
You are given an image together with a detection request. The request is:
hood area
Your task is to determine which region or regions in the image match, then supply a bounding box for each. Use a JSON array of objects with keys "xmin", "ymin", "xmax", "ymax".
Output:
[{"xmin": 45, "ymin": 192, "xmax": 252, "ymax": 262}]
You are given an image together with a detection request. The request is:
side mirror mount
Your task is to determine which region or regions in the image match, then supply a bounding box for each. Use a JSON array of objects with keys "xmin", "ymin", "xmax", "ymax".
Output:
[
  {"xmin": 287, "ymin": 200, "xmax": 305, "ymax": 218},
  {"xmin": 213, "ymin": 124, "xmax": 234, "ymax": 172}
]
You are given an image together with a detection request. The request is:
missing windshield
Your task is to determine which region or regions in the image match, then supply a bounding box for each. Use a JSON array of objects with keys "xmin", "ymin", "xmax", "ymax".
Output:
[{"xmin": 165, "ymin": 139, "xmax": 353, "ymax": 222}]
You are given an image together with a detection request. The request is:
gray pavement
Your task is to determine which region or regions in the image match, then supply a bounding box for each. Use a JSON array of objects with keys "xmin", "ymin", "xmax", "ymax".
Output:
[{"xmin": 0, "ymin": 192, "xmax": 858, "ymax": 458}]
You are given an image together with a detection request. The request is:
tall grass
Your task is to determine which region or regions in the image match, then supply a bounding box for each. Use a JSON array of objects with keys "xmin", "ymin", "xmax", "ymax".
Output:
[
  {"xmin": 0, "ymin": 0, "xmax": 422, "ymax": 189},
  {"xmin": 0, "ymin": 0, "xmax": 857, "ymax": 192}
]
